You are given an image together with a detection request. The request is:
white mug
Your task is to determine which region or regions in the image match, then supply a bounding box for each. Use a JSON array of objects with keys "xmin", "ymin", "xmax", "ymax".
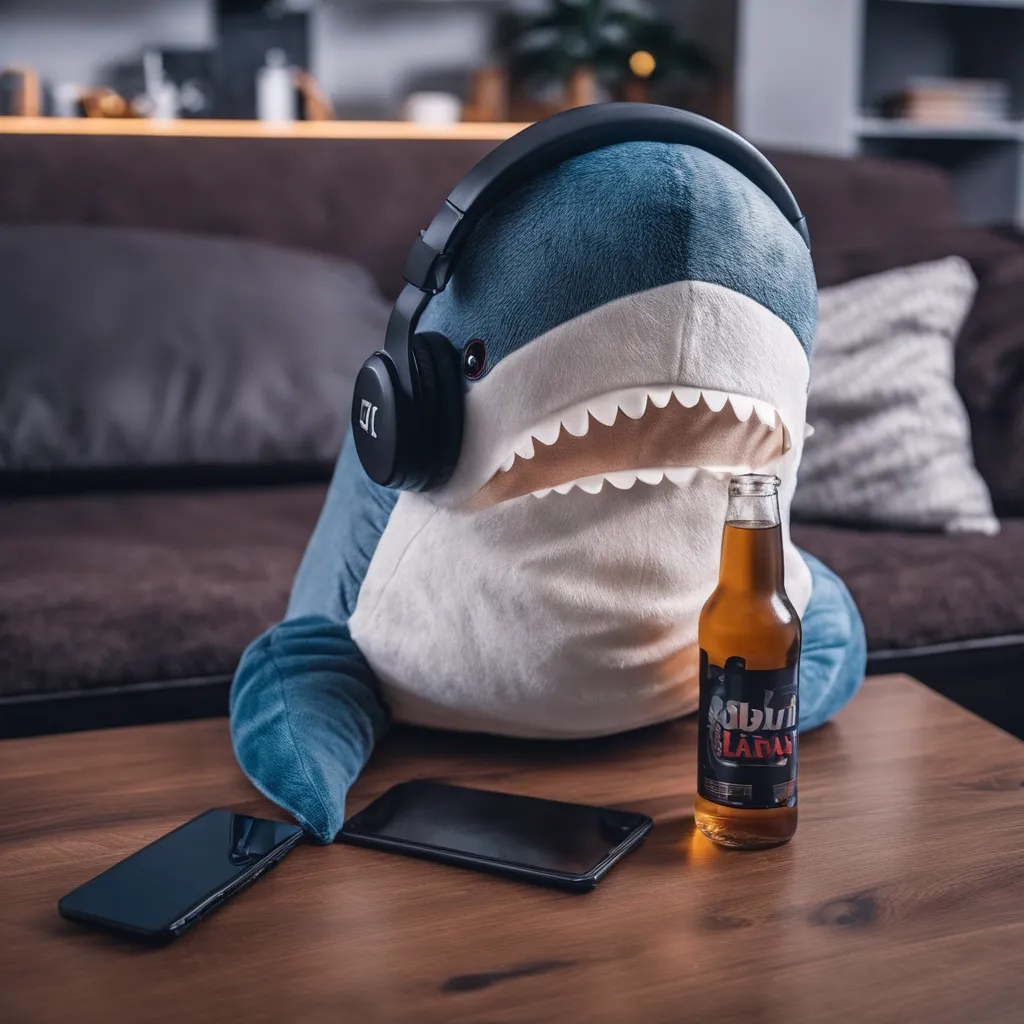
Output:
[{"xmin": 403, "ymin": 91, "xmax": 463, "ymax": 125}]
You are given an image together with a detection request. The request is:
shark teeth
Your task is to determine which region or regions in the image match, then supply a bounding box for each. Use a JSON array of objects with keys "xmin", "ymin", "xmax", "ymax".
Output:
[
  {"xmin": 674, "ymin": 386, "xmax": 702, "ymax": 408},
  {"xmin": 665, "ymin": 467, "xmax": 699, "ymax": 485},
  {"xmin": 605, "ymin": 470, "xmax": 640, "ymax": 489},
  {"xmin": 753, "ymin": 400, "xmax": 777, "ymax": 428},
  {"xmin": 514, "ymin": 435, "xmax": 536, "ymax": 460},
  {"xmin": 532, "ymin": 418, "xmax": 562, "ymax": 446},
  {"xmin": 496, "ymin": 385, "xmax": 787, "ymax": 476},
  {"xmin": 560, "ymin": 404, "xmax": 591, "ymax": 437},
  {"xmin": 529, "ymin": 465, "xmax": 745, "ymax": 499},
  {"xmin": 577, "ymin": 476, "xmax": 606, "ymax": 494},
  {"xmin": 589, "ymin": 393, "xmax": 620, "ymax": 427},
  {"xmin": 648, "ymin": 387, "xmax": 673, "ymax": 409},
  {"xmin": 617, "ymin": 390, "xmax": 649, "ymax": 420},
  {"xmin": 729, "ymin": 395, "xmax": 754, "ymax": 422},
  {"xmin": 698, "ymin": 388, "xmax": 729, "ymax": 412}
]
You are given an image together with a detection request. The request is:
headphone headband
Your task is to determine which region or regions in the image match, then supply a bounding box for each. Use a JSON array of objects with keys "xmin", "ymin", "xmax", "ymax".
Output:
[
  {"xmin": 402, "ymin": 103, "xmax": 808, "ymax": 298},
  {"xmin": 384, "ymin": 103, "xmax": 809, "ymax": 383},
  {"xmin": 359, "ymin": 103, "xmax": 809, "ymax": 491}
]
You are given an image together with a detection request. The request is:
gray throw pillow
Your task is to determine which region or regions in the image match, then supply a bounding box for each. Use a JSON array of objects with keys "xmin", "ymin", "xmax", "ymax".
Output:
[
  {"xmin": 0, "ymin": 225, "xmax": 390, "ymax": 471},
  {"xmin": 794, "ymin": 256, "xmax": 999, "ymax": 534}
]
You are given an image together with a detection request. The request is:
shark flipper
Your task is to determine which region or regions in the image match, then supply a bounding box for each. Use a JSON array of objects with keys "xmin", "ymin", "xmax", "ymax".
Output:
[
  {"xmin": 797, "ymin": 550, "xmax": 866, "ymax": 733},
  {"xmin": 230, "ymin": 433, "xmax": 397, "ymax": 843},
  {"xmin": 230, "ymin": 616, "xmax": 388, "ymax": 843}
]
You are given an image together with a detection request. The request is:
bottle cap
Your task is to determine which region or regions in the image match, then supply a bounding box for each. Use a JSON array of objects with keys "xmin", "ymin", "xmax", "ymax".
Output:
[{"xmin": 729, "ymin": 473, "xmax": 780, "ymax": 497}]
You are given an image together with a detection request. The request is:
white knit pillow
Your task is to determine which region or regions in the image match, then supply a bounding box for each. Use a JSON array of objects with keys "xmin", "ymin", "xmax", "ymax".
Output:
[{"xmin": 794, "ymin": 256, "xmax": 999, "ymax": 534}]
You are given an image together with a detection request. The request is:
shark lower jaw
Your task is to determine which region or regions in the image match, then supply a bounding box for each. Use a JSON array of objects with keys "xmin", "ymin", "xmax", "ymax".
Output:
[{"xmin": 465, "ymin": 384, "xmax": 792, "ymax": 510}]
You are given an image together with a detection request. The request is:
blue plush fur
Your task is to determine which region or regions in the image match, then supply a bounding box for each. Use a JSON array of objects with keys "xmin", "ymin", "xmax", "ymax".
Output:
[
  {"xmin": 231, "ymin": 433, "xmax": 394, "ymax": 842},
  {"xmin": 229, "ymin": 140, "xmax": 865, "ymax": 843},
  {"xmin": 420, "ymin": 142, "xmax": 818, "ymax": 368}
]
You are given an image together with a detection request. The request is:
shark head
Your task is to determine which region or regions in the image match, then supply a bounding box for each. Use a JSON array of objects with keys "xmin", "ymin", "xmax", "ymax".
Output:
[
  {"xmin": 419, "ymin": 140, "xmax": 816, "ymax": 512},
  {"xmin": 348, "ymin": 139, "xmax": 818, "ymax": 739}
]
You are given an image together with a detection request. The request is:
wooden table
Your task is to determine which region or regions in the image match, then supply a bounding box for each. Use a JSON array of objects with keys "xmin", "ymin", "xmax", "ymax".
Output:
[{"xmin": 2, "ymin": 674, "xmax": 1023, "ymax": 1024}]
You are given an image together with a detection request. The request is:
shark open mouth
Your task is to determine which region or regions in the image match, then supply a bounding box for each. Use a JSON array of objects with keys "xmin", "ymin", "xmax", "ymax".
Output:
[{"xmin": 469, "ymin": 385, "xmax": 791, "ymax": 509}]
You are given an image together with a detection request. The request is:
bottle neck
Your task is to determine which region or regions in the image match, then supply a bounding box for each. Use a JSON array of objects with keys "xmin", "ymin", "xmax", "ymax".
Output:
[{"xmin": 718, "ymin": 488, "xmax": 785, "ymax": 595}]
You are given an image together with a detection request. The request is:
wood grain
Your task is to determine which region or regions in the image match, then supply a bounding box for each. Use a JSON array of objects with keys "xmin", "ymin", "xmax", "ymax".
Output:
[
  {"xmin": 0, "ymin": 116, "xmax": 529, "ymax": 141},
  {"xmin": 2, "ymin": 675, "xmax": 1023, "ymax": 1024}
]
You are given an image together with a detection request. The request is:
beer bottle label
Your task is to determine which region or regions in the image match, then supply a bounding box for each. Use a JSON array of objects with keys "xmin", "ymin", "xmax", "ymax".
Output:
[{"xmin": 697, "ymin": 649, "xmax": 798, "ymax": 810}]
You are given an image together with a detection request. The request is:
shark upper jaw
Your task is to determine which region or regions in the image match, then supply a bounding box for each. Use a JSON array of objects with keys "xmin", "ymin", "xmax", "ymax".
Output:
[
  {"xmin": 465, "ymin": 382, "xmax": 791, "ymax": 510},
  {"xmin": 424, "ymin": 280, "xmax": 811, "ymax": 510}
]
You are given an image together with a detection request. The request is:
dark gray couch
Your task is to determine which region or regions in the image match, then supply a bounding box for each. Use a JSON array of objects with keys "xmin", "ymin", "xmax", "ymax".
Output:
[{"xmin": 1, "ymin": 130, "xmax": 1021, "ymax": 737}]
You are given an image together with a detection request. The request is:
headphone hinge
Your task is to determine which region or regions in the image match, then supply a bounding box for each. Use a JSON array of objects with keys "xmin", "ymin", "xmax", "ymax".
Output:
[
  {"xmin": 403, "ymin": 202, "xmax": 463, "ymax": 293},
  {"xmin": 402, "ymin": 234, "xmax": 446, "ymax": 294}
]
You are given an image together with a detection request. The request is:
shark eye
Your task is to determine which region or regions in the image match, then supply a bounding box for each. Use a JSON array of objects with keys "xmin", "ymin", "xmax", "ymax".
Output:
[{"xmin": 462, "ymin": 339, "xmax": 487, "ymax": 380}]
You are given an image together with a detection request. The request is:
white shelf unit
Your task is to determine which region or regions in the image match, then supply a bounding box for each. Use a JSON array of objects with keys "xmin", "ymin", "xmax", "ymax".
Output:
[
  {"xmin": 855, "ymin": 116, "xmax": 1023, "ymax": 139},
  {"xmin": 736, "ymin": 0, "xmax": 1024, "ymax": 225}
]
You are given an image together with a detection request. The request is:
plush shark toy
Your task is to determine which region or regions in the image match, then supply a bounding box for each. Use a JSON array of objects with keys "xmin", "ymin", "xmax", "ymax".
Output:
[{"xmin": 230, "ymin": 125, "xmax": 867, "ymax": 843}]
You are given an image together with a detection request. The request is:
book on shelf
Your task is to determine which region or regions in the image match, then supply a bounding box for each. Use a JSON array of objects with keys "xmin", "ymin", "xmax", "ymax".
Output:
[{"xmin": 880, "ymin": 77, "xmax": 1011, "ymax": 125}]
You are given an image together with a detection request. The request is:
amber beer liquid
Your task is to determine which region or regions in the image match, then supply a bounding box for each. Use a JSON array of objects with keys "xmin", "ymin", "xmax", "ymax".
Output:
[{"xmin": 694, "ymin": 474, "xmax": 801, "ymax": 849}]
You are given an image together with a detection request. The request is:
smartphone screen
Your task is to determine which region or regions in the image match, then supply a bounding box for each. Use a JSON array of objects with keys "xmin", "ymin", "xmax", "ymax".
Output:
[
  {"xmin": 58, "ymin": 809, "xmax": 303, "ymax": 940},
  {"xmin": 340, "ymin": 780, "xmax": 652, "ymax": 887}
]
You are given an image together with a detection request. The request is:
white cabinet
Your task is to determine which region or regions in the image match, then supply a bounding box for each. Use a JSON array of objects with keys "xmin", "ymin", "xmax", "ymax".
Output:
[{"xmin": 735, "ymin": 0, "xmax": 1024, "ymax": 224}]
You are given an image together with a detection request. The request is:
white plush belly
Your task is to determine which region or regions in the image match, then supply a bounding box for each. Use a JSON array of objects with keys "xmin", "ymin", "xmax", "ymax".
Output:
[{"xmin": 348, "ymin": 475, "xmax": 811, "ymax": 739}]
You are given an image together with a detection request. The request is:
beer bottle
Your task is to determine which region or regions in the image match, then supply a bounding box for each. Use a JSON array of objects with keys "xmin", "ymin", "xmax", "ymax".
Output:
[{"xmin": 694, "ymin": 474, "xmax": 800, "ymax": 849}]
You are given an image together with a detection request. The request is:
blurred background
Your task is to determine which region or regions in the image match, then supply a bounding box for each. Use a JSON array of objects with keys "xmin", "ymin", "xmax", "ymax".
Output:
[
  {"xmin": 0, "ymin": 0, "xmax": 727, "ymax": 121},
  {"xmin": 3, "ymin": 1, "xmax": 1024, "ymax": 742},
  {"xmin": 4, "ymin": 0, "xmax": 1024, "ymax": 221}
]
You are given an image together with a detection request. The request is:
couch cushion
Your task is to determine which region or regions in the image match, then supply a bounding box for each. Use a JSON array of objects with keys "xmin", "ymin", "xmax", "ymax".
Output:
[
  {"xmin": 809, "ymin": 224, "xmax": 1024, "ymax": 515},
  {"xmin": 0, "ymin": 486, "xmax": 325, "ymax": 702},
  {"xmin": 795, "ymin": 256, "xmax": 997, "ymax": 534},
  {"xmin": 0, "ymin": 225, "xmax": 389, "ymax": 483},
  {"xmin": 793, "ymin": 521, "xmax": 1024, "ymax": 652}
]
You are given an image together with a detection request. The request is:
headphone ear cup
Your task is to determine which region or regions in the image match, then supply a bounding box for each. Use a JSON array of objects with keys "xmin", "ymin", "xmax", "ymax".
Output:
[
  {"xmin": 410, "ymin": 332, "xmax": 463, "ymax": 489},
  {"xmin": 351, "ymin": 351, "xmax": 407, "ymax": 487}
]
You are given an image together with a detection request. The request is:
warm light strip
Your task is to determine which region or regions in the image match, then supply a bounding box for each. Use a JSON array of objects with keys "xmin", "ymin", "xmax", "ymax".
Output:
[{"xmin": 0, "ymin": 116, "xmax": 530, "ymax": 141}]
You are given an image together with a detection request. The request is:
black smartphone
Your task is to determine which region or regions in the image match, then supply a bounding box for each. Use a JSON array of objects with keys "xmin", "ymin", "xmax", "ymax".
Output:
[
  {"xmin": 338, "ymin": 780, "xmax": 653, "ymax": 892},
  {"xmin": 58, "ymin": 809, "xmax": 304, "ymax": 943}
]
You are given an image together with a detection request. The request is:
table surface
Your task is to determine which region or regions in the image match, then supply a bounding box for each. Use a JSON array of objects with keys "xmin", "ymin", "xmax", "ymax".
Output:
[{"xmin": 2, "ymin": 674, "xmax": 1023, "ymax": 1024}]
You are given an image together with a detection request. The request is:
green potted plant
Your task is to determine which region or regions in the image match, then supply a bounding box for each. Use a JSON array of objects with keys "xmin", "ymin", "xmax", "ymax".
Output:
[{"xmin": 498, "ymin": 0, "xmax": 716, "ymax": 112}]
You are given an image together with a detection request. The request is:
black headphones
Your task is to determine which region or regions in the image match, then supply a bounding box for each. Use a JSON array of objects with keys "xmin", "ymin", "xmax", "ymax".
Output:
[{"xmin": 351, "ymin": 102, "xmax": 809, "ymax": 492}]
